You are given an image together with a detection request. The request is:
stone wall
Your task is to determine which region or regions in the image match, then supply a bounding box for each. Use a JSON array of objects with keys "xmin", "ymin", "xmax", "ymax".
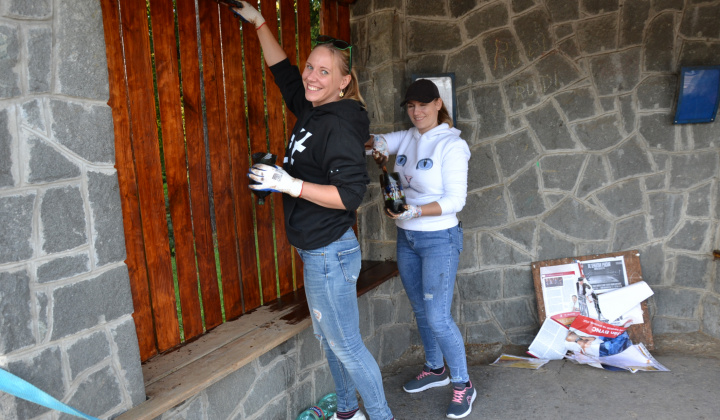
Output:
[
  {"xmin": 0, "ymin": 1, "xmax": 144, "ymax": 419},
  {"xmin": 354, "ymin": 0, "xmax": 720, "ymax": 344}
]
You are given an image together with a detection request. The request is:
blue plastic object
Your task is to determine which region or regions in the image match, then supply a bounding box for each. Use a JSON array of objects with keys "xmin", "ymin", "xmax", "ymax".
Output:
[{"xmin": 674, "ymin": 66, "xmax": 720, "ymax": 124}]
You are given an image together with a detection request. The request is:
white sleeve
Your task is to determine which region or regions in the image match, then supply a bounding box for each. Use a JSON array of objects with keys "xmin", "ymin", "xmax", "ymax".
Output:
[
  {"xmin": 436, "ymin": 139, "xmax": 471, "ymax": 215},
  {"xmin": 379, "ymin": 130, "xmax": 409, "ymax": 155}
]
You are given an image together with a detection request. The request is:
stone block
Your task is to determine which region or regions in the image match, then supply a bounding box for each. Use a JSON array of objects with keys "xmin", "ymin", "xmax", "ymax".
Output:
[
  {"xmin": 27, "ymin": 26, "xmax": 52, "ymax": 93},
  {"xmin": 459, "ymin": 230, "xmax": 477, "ymax": 271},
  {"xmin": 701, "ymin": 294, "xmax": 720, "ymax": 339},
  {"xmin": 543, "ymin": 198, "xmax": 612, "ymax": 240},
  {"xmin": 577, "ymin": 14, "xmax": 617, "ymax": 54},
  {"xmin": 7, "ymin": 0, "xmax": 51, "ymax": 18},
  {"xmin": 0, "ymin": 269, "xmax": 35, "ymax": 353},
  {"xmin": 67, "ymin": 331, "xmax": 111, "ymax": 380},
  {"xmin": 448, "ymin": 44, "xmax": 486, "ymax": 88},
  {"xmin": 537, "ymin": 226, "xmax": 575, "ymax": 261},
  {"xmin": 373, "ymin": 297, "xmax": 395, "ymax": 328},
  {"xmin": 496, "ymin": 130, "xmax": 539, "ymax": 178},
  {"xmin": 670, "ymin": 153, "xmax": 718, "ymax": 189},
  {"xmin": 644, "ymin": 173, "xmax": 665, "ymax": 191},
  {"xmin": 499, "ymin": 220, "xmax": 536, "ymax": 251},
  {"xmin": 545, "ymin": 0, "xmax": 579, "ymax": 23},
  {"xmin": 674, "ymin": 254, "xmax": 710, "ymax": 289},
  {"xmin": 637, "ymin": 75, "xmax": 677, "ymax": 110},
  {"xmin": 298, "ymin": 327, "xmax": 323, "ymax": 369},
  {"xmin": 51, "ymin": 266, "xmax": 134, "ymax": 340},
  {"xmin": 595, "ymin": 179, "xmax": 643, "ymax": 217},
  {"xmin": 407, "ymin": 0, "xmax": 445, "ymax": 16},
  {"xmin": 0, "ymin": 24, "xmax": 21, "ymax": 99},
  {"xmin": 489, "ymin": 298, "xmax": 536, "ymax": 330},
  {"xmin": 395, "ymin": 293, "xmax": 414, "ymax": 324},
  {"xmin": 573, "ymin": 114, "xmax": 623, "ymax": 150},
  {"xmin": 28, "ymin": 136, "xmax": 81, "ymax": 183},
  {"xmin": 111, "ymin": 319, "xmax": 146, "ymax": 406},
  {"xmin": 472, "ymin": 84, "xmax": 507, "ymax": 139},
  {"xmin": 455, "ymin": 121, "xmax": 477, "ymax": 146},
  {"xmin": 582, "ymin": 0, "xmax": 619, "ymax": 14},
  {"xmin": 37, "ymin": 290, "xmax": 49, "ymax": 341},
  {"xmin": 8, "ymin": 347, "xmax": 64, "ymax": 419},
  {"xmin": 577, "ymin": 241, "xmax": 609, "ymax": 256},
  {"xmin": 555, "ymin": 87, "xmax": 597, "ymax": 122},
  {"xmin": 638, "ymin": 243, "xmax": 664, "ymax": 285},
  {"xmin": 41, "ymin": 185, "xmax": 87, "ymax": 254},
  {"xmin": 380, "ymin": 324, "xmax": 412, "ymax": 366},
  {"xmin": 652, "ymin": 287, "xmax": 702, "ymax": 318},
  {"xmin": 554, "ymin": 23, "xmax": 574, "ymax": 40},
  {"xmin": 619, "ymin": 0, "xmax": 650, "ymax": 47},
  {"xmin": 0, "ymin": 193, "xmax": 35, "ymax": 263},
  {"xmin": 612, "ymin": 214, "xmax": 648, "ymax": 251},
  {"xmin": 366, "ymin": 13, "xmax": 401, "ymax": 67},
  {"xmin": 244, "ymin": 357, "xmax": 296, "ymax": 414},
  {"xmin": 648, "ymin": 191, "xmax": 683, "ymax": 238},
  {"xmin": 88, "ymin": 171, "xmax": 126, "ymax": 265},
  {"xmin": 619, "ymin": 94, "xmax": 635, "ymax": 134},
  {"xmin": 507, "ymin": 329, "xmax": 538, "ymax": 346},
  {"xmin": 456, "ymin": 89, "xmax": 473, "ymax": 121},
  {"xmin": 451, "ymin": 0, "xmax": 482, "ymax": 17},
  {"xmin": 607, "ymin": 136, "xmax": 653, "ymax": 180},
  {"xmin": 557, "ymin": 36, "xmax": 580, "ymax": 59},
  {"xmin": 408, "ymin": 20, "xmax": 461, "ymax": 53},
  {"xmin": 371, "ymin": 65, "xmax": 404, "ymax": 124},
  {"xmin": 503, "ymin": 70, "xmax": 541, "ymax": 112},
  {"xmin": 507, "ymin": 167, "xmax": 546, "ymax": 218},
  {"xmin": 577, "ymin": 154, "xmax": 609, "ymax": 198},
  {"xmin": 0, "ymin": 107, "xmax": 16, "ymax": 188},
  {"xmin": 406, "ymin": 54, "xmax": 446, "ymax": 81},
  {"xmin": 467, "ymin": 143, "xmax": 499, "ymax": 191},
  {"xmin": 458, "ymin": 269, "xmax": 502, "ymax": 301},
  {"xmin": 37, "ymin": 253, "xmax": 90, "ymax": 283},
  {"xmin": 691, "ymin": 121, "xmax": 720, "ymax": 149},
  {"xmin": 56, "ymin": 0, "xmax": 109, "ymax": 100},
  {"xmin": 466, "ymin": 322, "xmax": 506, "ymax": 344},
  {"xmin": 541, "ymin": 154, "xmax": 585, "ymax": 191},
  {"xmin": 479, "ymin": 233, "xmax": 533, "ymax": 266},
  {"xmin": 600, "ymin": 97, "xmax": 615, "ymax": 112},
  {"xmin": 677, "ymin": 40, "xmax": 720, "ymax": 68},
  {"xmin": 687, "ymin": 183, "xmax": 711, "ymax": 217},
  {"xmin": 589, "ymin": 48, "xmax": 641, "ymax": 95},
  {"xmin": 513, "ymin": 8, "xmax": 553, "ymax": 61},
  {"xmin": 644, "ymin": 12, "xmax": 674, "ymax": 72},
  {"xmin": 206, "ymin": 363, "xmax": 256, "ymax": 420},
  {"xmin": 652, "ymin": 317, "xmax": 700, "ymax": 334},
  {"xmin": 667, "ymin": 221, "xmax": 711, "ymax": 251},
  {"xmin": 259, "ymin": 338, "xmax": 295, "ymax": 368},
  {"xmin": 20, "ymin": 99, "xmax": 45, "ymax": 133},
  {"xmin": 503, "ymin": 266, "xmax": 533, "ymax": 298},
  {"xmin": 680, "ymin": 3, "xmax": 720, "ymax": 38},
  {"xmin": 654, "ymin": 0, "xmax": 683, "ymax": 11},
  {"xmin": 50, "ymin": 100, "xmax": 115, "ymax": 164},
  {"xmin": 464, "ymin": 3, "xmax": 508, "ymax": 39},
  {"xmin": 254, "ymin": 399, "xmax": 288, "ymax": 420},
  {"xmin": 461, "ymin": 301, "xmax": 493, "ymax": 324},
  {"xmin": 461, "ymin": 186, "xmax": 508, "ymax": 229},
  {"xmin": 482, "ymin": 29, "xmax": 524, "ymax": 80},
  {"xmin": 351, "ymin": 0, "xmax": 371, "ymax": 16}
]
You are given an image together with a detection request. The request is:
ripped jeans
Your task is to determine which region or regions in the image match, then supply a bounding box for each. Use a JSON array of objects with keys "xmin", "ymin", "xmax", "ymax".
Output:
[
  {"xmin": 297, "ymin": 228, "xmax": 393, "ymax": 420},
  {"xmin": 396, "ymin": 224, "xmax": 469, "ymax": 384}
]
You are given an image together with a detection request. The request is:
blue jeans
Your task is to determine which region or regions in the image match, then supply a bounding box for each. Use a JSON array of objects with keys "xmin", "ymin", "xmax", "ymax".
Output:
[
  {"xmin": 297, "ymin": 228, "xmax": 393, "ymax": 420},
  {"xmin": 396, "ymin": 225, "xmax": 469, "ymax": 384}
]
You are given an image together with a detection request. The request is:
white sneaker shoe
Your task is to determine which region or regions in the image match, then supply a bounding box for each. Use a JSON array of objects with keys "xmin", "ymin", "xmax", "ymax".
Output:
[{"xmin": 330, "ymin": 411, "xmax": 367, "ymax": 420}]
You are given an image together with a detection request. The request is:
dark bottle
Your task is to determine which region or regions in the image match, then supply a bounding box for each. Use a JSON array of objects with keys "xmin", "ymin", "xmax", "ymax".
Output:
[
  {"xmin": 380, "ymin": 165, "xmax": 407, "ymax": 213},
  {"xmin": 250, "ymin": 152, "xmax": 277, "ymax": 205}
]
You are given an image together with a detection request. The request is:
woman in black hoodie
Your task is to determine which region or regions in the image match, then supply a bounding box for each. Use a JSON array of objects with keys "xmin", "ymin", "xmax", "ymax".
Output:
[{"xmin": 237, "ymin": 2, "xmax": 393, "ymax": 420}]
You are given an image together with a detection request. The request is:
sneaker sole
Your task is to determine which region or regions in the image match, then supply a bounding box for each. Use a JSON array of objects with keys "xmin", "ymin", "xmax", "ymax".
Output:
[
  {"xmin": 446, "ymin": 388, "xmax": 477, "ymax": 419},
  {"xmin": 403, "ymin": 377, "xmax": 450, "ymax": 393}
]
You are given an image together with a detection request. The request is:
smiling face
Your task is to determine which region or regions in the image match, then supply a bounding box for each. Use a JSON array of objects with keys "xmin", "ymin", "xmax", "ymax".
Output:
[
  {"xmin": 406, "ymin": 98, "xmax": 442, "ymax": 135},
  {"xmin": 302, "ymin": 46, "xmax": 351, "ymax": 107}
]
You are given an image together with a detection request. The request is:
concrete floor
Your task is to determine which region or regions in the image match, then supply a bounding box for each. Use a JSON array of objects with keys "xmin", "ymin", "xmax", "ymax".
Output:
[{"xmin": 378, "ymin": 333, "xmax": 720, "ymax": 420}]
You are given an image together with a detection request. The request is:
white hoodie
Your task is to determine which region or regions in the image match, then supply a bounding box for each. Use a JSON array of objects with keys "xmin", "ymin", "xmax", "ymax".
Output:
[{"xmin": 382, "ymin": 123, "xmax": 471, "ymax": 231}]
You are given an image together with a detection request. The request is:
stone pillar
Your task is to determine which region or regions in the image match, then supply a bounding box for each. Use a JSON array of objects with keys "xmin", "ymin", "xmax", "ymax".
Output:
[{"xmin": 0, "ymin": 0, "xmax": 144, "ymax": 418}]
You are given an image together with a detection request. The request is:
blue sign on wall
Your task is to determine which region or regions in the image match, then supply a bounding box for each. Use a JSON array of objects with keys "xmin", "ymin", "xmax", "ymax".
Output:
[{"xmin": 674, "ymin": 66, "xmax": 720, "ymax": 124}]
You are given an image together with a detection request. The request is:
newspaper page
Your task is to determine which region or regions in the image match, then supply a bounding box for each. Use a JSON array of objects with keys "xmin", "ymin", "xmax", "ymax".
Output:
[
  {"xmin": 599, "ymin": 343, "xmax": 670, "ymax": 373},
  {"xmin": 491, "ymin": 354, "xmax": 550, "ymax": 369},
  {"xmin": 539, "ymin": 263, "xmax": 581, "ymax": 319},
  {"xmin": 527, "ymin": 318, "xmax": 570, "ymax": 360}
]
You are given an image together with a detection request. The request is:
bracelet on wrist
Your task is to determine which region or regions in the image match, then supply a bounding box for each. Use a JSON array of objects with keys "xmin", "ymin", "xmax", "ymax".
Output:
[{"xmin": 256, "ymin": 21, "xmax": 266, "ymax": 30}]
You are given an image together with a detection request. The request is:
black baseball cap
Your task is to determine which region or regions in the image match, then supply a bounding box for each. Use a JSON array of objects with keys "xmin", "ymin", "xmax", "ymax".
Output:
[{"xmin": 400, "ymin": 79, "xmax": 440, "ymax": 107}]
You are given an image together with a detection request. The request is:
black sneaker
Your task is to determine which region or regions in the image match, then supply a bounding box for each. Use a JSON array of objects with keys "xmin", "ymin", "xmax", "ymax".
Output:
[
  {"xmin": 446, "ymin": 381, "xmax": 476, "ymax": 419},
  {"xmin": 402, "ymin": 365, "xmax": 450, "ymax": 393}
]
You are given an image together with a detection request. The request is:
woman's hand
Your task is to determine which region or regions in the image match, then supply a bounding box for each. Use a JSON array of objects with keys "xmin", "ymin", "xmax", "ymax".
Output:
[
  {"xmin": 248, "ymin": 164, "xmax": 303, "ymax": 197},
  {"xmin": 371, "ymin": 134, "xmax": 389, "ymax": 166},
  {"xmin": 233, "ymin": 1, "xmax": 265, "ymax": 28},
  {"xmin": 385, "ymin": 204, "xmax": 422, "ymax": 220}
]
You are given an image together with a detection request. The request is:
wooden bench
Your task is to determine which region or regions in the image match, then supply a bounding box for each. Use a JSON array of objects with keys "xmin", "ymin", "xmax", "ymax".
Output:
[{"xmin": 118, "ymin": 260, "xmax": 398, "ymax": 419}]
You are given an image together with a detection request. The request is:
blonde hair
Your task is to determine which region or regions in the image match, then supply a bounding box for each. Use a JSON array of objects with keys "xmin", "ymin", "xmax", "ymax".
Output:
[
  {"xmin": 438, "ymin": 101, "xmax": 453, "ymax": 128},
  {"xmin": 314, "ymin": 43, "xmax": 366, "ymax": 107}
]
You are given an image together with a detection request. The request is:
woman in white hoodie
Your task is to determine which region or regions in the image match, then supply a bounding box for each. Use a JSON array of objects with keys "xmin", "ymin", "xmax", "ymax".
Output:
[{"xmin": 371, "ymin": 79, "xmax": 474, "ymax": 419}]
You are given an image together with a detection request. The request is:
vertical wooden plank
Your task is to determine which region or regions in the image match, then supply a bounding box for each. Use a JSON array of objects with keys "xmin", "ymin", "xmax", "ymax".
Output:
[
  {"xmin": 321, "ymin": 0, "xmax": 337, "ymax": 38},
  {"xmin": 337, "ymin": 2, "xmax": 350, "ymax": 43},
  {"xmin": 217, "ymin": 7, "xmax": 262, "ymax": 311},
  {"xmin": 243, "ymin": 0, "xmax": 279, "ymax": 304},
  {"xmin": 149, "ymin": 0, "xmax": 203, "ymax": 340},
  {"xmin": 120, "ymin": 0, "xmax": 180, "ymax": 352},
  {"xmin": 101, "ymin": 0, "xmax": 158, "ymax": 361},
  {"xmin": 197, "ymin": 0, "xmax": 244, "ymax": 320},
  {"xmin": 176, "ymin": 0, "xmax": 223, "ymax": 330}
]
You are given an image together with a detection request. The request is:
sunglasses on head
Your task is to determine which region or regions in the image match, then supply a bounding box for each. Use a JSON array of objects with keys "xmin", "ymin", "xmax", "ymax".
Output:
[{"xmin": 315, "ymin": 35, "xmax": 353, "ymax": 72}]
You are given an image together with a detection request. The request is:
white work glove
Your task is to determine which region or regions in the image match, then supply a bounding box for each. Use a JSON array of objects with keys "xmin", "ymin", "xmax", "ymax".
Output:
[
  {"xmin": 233, "ymin": 1, "xmax": 265, "ymax": 28},
  {"xmin": 248, "ymin": 164, "xmax": 303, "ymax": 197},
  {"xmin": 386, "ymin": 204, "xmax": 422, "ymax": 220},
  {"xmin": 371, "ymin": 134, "xmax": 389, "ymax": 166}
]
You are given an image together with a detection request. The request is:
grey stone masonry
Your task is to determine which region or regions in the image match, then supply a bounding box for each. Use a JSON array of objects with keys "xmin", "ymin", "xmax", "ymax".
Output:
[
  {"xmin": 0, "ymin": 1, "xmax": 144, "ymax": 419},
  {"xmin": 355, "ymin": 0, "xmax": 720, "ymax": 345}
]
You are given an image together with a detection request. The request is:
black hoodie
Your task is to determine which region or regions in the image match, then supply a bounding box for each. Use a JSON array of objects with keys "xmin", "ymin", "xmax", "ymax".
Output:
[{"xmin": 270, "ymin": 58, "xmax": 370, "ymax": 250}]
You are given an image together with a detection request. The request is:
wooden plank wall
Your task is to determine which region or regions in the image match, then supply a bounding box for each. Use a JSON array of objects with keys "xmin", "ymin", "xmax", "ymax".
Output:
[{"xmin": 101, "ymin": 0, "xmax": 347, "ymax": 362}]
